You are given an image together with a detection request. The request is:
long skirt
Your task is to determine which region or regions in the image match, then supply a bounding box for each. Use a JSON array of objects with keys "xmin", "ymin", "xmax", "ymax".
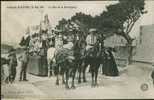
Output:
[{"xmin": 103, "ymin": 58, "xmax": 119, "ymax": 76}]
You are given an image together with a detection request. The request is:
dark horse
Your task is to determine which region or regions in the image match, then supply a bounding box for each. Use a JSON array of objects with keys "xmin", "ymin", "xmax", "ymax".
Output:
[
  {"xmin": 79, "ymin": 41, "xmax": 103, "ymax": 87},
  {"xmin": 74, "ymin": 38, "xmax": 87, "ymax": 83},
  {"xmin": 54, "ymin": 48, "xmax": 77, "ymax": 89}
]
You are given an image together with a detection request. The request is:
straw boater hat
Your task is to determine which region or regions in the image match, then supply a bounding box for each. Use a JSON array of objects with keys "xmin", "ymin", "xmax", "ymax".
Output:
[{"xmin": 89, "ymin": 28, "xmax": 97, "ymax": 34}]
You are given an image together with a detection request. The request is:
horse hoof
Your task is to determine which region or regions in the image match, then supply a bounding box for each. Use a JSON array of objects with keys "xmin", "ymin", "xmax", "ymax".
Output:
[
  {"xmin": 5, "ymin": 81, "xmax": 9, "ymax": 84},
  {"xmin": 62, "ymin": 80, "xmax": 65, "ymax": 84},
  {"xmin": 50, "ymin": 73, "xmax": 53, "ymax": 76},
  {"xmin": 56, "ymin": 82, "xmax": 59, "ymax": 85},
  {"xmin": 78, "ymin": 80, "xmax": 81, "ymax": 84},
  {"xmin": 94, "ymin": 83, "xmax": 99, "ymax": 87},
  {"xmin": 62, "ymin": 81, "xmax": 65, "ymax": 84},
  {"xmin": 65, "ymin": 85, "xmax": 70, "ymax": 89},
  {"xmin": 91, "ymin": 84, "xmax": 95, "ymax": 88},
  {"xmin": 71, "ymin": 86, "xmax": 76, "ymax": 89},
  {"xmin": 83, "ymin": 80, "xmax": 87, "ymax": 83}
]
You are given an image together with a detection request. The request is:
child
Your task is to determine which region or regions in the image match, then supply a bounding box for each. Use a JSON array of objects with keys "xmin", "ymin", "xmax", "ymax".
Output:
[{"xmin": 1, "ymin": 57, "xmax": 10, "ymax": 84}]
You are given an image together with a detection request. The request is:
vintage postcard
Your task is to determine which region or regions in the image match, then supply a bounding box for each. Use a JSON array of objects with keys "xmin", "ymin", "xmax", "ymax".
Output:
[{"xmin": 1, "ymin": 0, "xmax": 154, "ymax": 99}]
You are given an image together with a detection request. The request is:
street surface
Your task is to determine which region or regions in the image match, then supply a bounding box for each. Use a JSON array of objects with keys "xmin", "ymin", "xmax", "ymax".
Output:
[{"xmin": 1, "ymin": 62, "xmax": 154, "ymax": 99}]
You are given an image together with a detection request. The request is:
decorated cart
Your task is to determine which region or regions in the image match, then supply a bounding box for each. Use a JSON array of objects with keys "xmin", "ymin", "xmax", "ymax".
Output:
[
  {"xmin": 20, "ymin": 14, "xmax": 53, "ymax": 76},
  {"xmin": 27, "ymin": 55, "xmax": 48, "ymax": 76}
]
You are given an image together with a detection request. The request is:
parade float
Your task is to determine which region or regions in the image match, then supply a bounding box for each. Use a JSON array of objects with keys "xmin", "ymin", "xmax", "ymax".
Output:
[{"xmin": 20, "ymin": 14, "xmax": 54, "ymax": 76}]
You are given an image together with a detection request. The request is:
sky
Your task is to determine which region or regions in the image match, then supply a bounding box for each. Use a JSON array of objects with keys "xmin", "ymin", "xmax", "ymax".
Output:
[{"xmin": 1, "ymin": 1, "xmax": 154, "ymax": 46}]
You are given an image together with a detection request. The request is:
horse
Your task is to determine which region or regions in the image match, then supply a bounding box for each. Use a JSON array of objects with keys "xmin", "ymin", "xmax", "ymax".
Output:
[
  {"xmin": 54, "ymin": 47, "xmax": 77, "ymax": 89},
  {"xmin": 81, "ymin": 41, "xmax": 103, "ymax": 87},
  {"xmin": 73, "ymin": 38, "xmax": 87, "ymax": 83}
]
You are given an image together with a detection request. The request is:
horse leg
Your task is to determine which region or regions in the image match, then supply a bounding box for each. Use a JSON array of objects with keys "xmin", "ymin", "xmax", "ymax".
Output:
[
  {"xmin": 47, "ymin": 60, "xmax": 50, "ymax": 77},
  {"xmin": 71, "ymin": 68, "xmax": 77, "ymax": 89},
  {"xmin": 62, "ymin": 71, "xmax": 65, "ymax": 84},
  {"xmin": 78, "ymin": 63, "xmax": 82, "ymax": 83},
  {"xmin": 78, "ymin": 69, "xmax": 81, "ymax": 83},
  {"xmin": 9, "ymin": 71, "xmax": 13, "ymax": 84},
  {"xmin": 91, "ymin": 66, "xmax": 95, "ymax": 87},
  {"xmin": 56, "ymin": 65, "xmax": 59, "ymax": 85},
  {"xmin": 65, "ymin": 69, "xmax": 69, "ymax": 89},
  {"xmin": 50, "ymin": 61, "xmax": 53, "ymax": 76},
  {"xmin": 94, "ymin": 66, "xmax": 99, "ymax": 87},
  {"xmin": 89, "ymin": 66, "xmax": 91, "ymax": 73},
  {"xmin": 83, "ymin": 63, "xmax": 88, "ymax": 82},
  {"xmin": 56, "ymin": 74, "xmax": 59, "ymax": 85},
  {"xmin": 5, "ymin": 76, "xmax": 9, "ymax": 84}
]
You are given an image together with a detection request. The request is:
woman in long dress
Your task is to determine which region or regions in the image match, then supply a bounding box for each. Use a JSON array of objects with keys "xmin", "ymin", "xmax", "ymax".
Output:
[{"xmin": 103, "ymin": 48, "xmax": 119, "ymax": 76}]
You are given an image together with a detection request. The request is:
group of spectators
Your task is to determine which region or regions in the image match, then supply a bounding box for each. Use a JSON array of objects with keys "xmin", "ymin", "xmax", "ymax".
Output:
[{"xmin": 2, "ymin": 47, "xmax": 29, "ymax": 84}]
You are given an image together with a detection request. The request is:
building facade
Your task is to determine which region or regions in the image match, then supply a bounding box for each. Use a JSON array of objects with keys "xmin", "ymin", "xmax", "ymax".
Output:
[
  {"xmin": 133, "ymin": 24, "xmax": 154, "ymax": 63},
  {"xmin": 104, "ymin": 34, "xmax": 130, "ymax": 67},
  {"xmin": 104, "ymin": 24, "xmax": 154, "ymax": 65}
]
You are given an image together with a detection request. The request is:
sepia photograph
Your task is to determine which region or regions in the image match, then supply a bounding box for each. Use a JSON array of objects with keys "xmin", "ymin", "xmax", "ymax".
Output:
[{"xmin": 1, "ymin": 0, "xmax": 154, "ymax": 99}]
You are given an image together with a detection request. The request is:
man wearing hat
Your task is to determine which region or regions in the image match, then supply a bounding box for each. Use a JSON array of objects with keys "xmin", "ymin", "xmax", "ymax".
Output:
[
  {"xmin": 86, "ymin": 28, "xmax": 98, "ymax": 51},
  {"xmin": 8, "ymin": 48, "xmax": 17, "ymax": 83},
  {"xmin": 18, "ymin": 47, "xmax": 29, "ymax": 81},
  {"xmin": 55, "ymin": 29, "xmax": 63, "ymax": 51}
]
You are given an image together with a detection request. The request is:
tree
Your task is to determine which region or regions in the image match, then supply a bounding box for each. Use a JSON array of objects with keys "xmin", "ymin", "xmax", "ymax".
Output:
[
  {"xmin": 95, "ymin": 0, "xmax": 146, "ymax": 64},
  {"xmin": 55, "ymin": 12, "xmax": 94, "ymax": 38},
  {"xmin": 55, "ymin": 0, "xmax": 146, "ymax": 64},
  {"xmin": 71, "ymin": 12, "xmax": 92, "ymax": 25},
  {"xmin": 55, "ymin": 18, "xmax": 68, "ymax": 34},
  {"xmin": 71, "ymin": 12, "xmax": 94, "ymax": 35}
]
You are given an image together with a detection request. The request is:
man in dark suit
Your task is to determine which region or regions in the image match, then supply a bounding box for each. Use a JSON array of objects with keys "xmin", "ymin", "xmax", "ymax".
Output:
[
  {"xmin": 8, "ymin": 48, "xmax": 18, "ymax": 83},
  {"xmin": 19, "ymin": 48, "xmax": 29, "ymax": 81}
]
